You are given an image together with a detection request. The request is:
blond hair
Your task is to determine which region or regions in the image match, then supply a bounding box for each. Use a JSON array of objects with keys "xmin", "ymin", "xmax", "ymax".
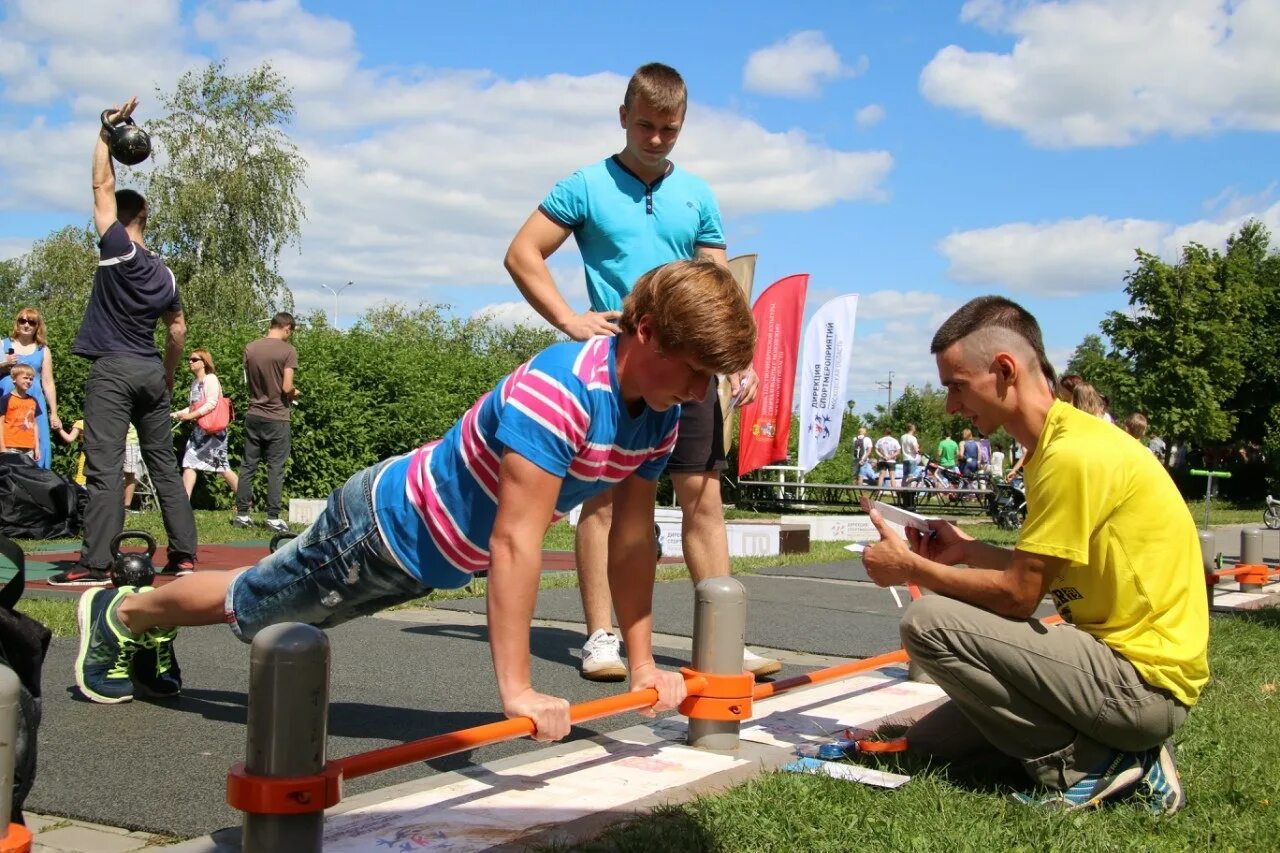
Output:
[
  {"xmin": 1124, "ymin": 412, "xmax": 1148, "ymax": 440},
  {"xmin": 11, "ymin": 307, "xmax": 46, "ymax": 346},
  {"xmin": 619, "ymin": 259, "xmax": 755, "ymax": 375},
  {"xmin": 623, "ymin": 63, "xmax": 687, "ymax": 116},
  {"xmin": 8, "ymin": 363, "xmax": 34, "ymax": 381},
  {"xmin": 1072, "ymin": 382, "xmax": 1107, "ymax": 418}
]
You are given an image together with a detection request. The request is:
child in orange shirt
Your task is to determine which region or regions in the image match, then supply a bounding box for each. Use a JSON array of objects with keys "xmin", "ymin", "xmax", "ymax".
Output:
[{"xmin": 0, "ymin": 363, "xmax": 42, "ymax": 462}]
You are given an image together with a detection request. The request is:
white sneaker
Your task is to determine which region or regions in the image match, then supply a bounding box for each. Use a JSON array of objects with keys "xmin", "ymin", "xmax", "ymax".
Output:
[
  {"xmin": 744, "ymin": 648, "xmax": 781, "ymax": 678},
  {"xmin": 580, "ymin": 629, "xmax": 627, "ymax": 682},
  {"xmin": 264, "ymin": 518, "xmax": 290, "ymax": 533}
]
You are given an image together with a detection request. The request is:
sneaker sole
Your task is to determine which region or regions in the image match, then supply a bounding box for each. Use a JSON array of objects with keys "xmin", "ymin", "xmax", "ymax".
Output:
[
  {"xmin": 133, "ymin": 681, "xmax": 182, "ymax": 699},
  {"xmin": 1145, "ymin": 744, "xmax": 1186, "ymax": 815},
  {"xmin": 74, "ymin": 590, "xmax": 132, "ymax": 705},
  {"xmin": 50, "ymin": 576, "xmax": 111, "ymax": 586},
  {"xmin": 580, "ymin": 663, "xmax": 628, "ymax": 682},
  {"xmin": 746, "ymin": 659, "xmax": 782, "ymax": 678}
]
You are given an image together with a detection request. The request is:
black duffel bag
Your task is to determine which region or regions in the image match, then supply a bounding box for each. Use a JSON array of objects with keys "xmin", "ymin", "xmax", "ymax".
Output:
[
  {"xmin": 0, "ymin": 454, "xmax": 84, "ymax": 540},
  {"xmin": 0, "ymin": 534, "xmax": 50, "ymax": 825}
]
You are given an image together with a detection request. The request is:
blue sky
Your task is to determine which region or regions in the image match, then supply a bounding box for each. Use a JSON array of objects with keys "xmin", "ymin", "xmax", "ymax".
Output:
[{"xmin": 1, "ymin": 0, "xmax": 1277, "ymax": 407}]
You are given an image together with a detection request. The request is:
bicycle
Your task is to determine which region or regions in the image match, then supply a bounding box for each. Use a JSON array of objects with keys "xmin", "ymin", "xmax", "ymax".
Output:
[{"xmin": 1265, "ymin": 495, "xmax": 1280, "ymax": 530}]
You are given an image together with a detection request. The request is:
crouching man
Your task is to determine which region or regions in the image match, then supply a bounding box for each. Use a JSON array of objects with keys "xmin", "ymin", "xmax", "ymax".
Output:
[
  {"xmin": 74, "ymin": 259, "xmax": 756, "ymax": 743},
  {"xmin": 863, "ymin": 295, "xmax": 1208, "ymax": 814}
]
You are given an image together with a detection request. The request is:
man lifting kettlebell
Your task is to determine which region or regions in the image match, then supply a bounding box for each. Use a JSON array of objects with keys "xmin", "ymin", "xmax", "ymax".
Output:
[{"xmin": 51, "ymin": 96, "xmax": 200, "ymax": 589}]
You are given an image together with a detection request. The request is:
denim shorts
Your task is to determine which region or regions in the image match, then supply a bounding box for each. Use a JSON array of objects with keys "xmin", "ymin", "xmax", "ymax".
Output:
[{"xmin": 226, "ymin": 459, "xmax": 434, "ymax": 641}]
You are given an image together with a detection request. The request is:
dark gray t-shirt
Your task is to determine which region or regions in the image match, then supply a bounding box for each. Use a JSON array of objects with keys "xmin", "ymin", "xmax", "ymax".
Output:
[
  {"xmin": 244, "ymin": 337, "xmax": 298, "ymax": 422},
  {"xmin": 72, "ymin": 222, "xmax": 181, "ymax": 361}
]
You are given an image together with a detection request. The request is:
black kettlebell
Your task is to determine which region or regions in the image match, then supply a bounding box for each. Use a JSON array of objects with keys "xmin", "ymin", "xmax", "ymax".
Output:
[
  {"xmin": 269, "ymin": 531, "xmax": 298, "ymax": 553},
  {"xmin": 110, "ymin": 530, "xmax": 157, "ymax": 588},
  {"xmin": 100, "ymin": 109, "xmax": 152, "ymax": 166}
]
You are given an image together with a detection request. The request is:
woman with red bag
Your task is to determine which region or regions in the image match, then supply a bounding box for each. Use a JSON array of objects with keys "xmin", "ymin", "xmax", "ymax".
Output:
[{"xmin": 172, "ymin": 349, "xmax": 238, "ymax": 498}]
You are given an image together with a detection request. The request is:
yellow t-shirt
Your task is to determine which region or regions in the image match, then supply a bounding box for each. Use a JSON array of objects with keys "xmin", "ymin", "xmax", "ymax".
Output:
[{"xmin": 1018, "ymin": 401, "xmax": 1209, "ymax": 706}]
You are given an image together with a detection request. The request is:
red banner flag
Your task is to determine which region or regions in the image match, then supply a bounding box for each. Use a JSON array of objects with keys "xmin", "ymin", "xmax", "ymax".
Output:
[{"xmin": 738, "ymin": 273, "xmax": 808, "ymax": 477}]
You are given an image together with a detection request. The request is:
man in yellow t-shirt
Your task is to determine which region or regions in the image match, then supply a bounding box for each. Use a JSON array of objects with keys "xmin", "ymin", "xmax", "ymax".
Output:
[{"xmin": 862, "ymin": 295, "xmax": 1207, "ymax": 816}]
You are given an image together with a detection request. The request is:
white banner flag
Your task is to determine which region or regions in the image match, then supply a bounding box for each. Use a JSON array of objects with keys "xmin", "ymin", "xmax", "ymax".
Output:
[{"xmin": 797, "ymin": 294, "xmax": 859, "ymax": 474}]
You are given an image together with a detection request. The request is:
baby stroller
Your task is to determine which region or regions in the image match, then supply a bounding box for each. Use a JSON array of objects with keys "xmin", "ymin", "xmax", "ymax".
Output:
[{"xmin": 990, "ymin": 478, "xmax": 1027, "ymax": 530}]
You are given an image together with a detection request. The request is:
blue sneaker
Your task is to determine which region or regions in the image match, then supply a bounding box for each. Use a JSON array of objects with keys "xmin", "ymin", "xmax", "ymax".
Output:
[
  {"xmin": 75, "ymin": 587, "xmax": 145, "ymax": 704},
  {"xmin": 1137, "ymin": 741, "xmax": 1186, "ymax": 815},
  {"xmin": 1011, "ymin": 750, "xmax": 1144, "ymax": 811},
  {"xmin": 133, "ymin": 625, "xmax": 182, "ymax": 699}
]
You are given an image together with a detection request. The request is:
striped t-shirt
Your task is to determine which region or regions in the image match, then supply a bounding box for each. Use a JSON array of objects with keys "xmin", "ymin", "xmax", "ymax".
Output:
[{"xmin": 374, "ymin": 336, "xmax": 679, "ymax": 588}]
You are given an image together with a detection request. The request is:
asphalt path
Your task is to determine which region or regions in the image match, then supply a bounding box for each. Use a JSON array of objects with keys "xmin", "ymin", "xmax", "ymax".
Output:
[{"xmin": 27, "ymin": 565, "xmax": 908, "ymax": 840}]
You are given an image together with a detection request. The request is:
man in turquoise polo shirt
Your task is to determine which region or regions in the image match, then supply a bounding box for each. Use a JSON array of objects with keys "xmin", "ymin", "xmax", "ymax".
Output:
[{"xmin": 505, "ymin": 62, "xmax": 777, "ymax": 682}]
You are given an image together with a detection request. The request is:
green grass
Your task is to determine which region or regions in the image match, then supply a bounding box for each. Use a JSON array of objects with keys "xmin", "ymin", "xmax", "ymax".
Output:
[{"xmin": 550, "ymin": 610, "xmax": 1280, "ymax": 853}]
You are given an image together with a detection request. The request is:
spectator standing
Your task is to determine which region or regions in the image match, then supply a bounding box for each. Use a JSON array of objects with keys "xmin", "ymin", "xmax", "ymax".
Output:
[
  {"xmin": 852, "ymin": 427, "xmax": 874, "ymax": 484},
  {"xmin": 504, "ymin": 63, "xmax": 774, "ymax": 680},
  {"xmin": 874, "ymin": 427, "xmax": 901, "ymax": 488},
  {"xmin": 232, "ymin": 313, "xmax": 298, "ymax": 534},
  {"xmin": 959, "ymin": 428, "xmax": 980, "ymax": 478},
  {"xmin": 173, "ymin": 349, "xmax": 239, "ymax": 499},
  {"xmin": 1, "ymin": 307, "xmax": 60, "ymax": 468},
  {"xmin": 990, "ymin": 442, "xmax": 1006, "ymax": 479},
  {"xmin": 937, "ymin": 432, "xmax": 959, "ymax": 471},
  {"xmin": 53, "ymin": 96, "xmax": 198, "ymax": 585},
  {"xmin": 1148, "ymin": 433, "xmax": 1167, "ymax": 463},
  {"xmin": 900, "ymin": 423, "xmax": 921, "ymax": 481},
  {"xmin": 0, "ymin": 364, "xmax": 42, "ymax": 461},
  {"xmin": 1124, "ymin": 413, "xmax": 1149, "ymax": 442}
]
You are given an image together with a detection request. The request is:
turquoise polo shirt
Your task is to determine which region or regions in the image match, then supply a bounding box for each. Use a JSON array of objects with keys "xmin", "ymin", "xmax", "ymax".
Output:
[{"xmin": 539, "ymin": 155, "xmax": 726, "ymax": 312}]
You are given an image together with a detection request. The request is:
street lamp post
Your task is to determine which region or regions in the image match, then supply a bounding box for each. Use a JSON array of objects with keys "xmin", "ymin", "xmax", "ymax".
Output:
[{"xmin": 320, "ymin": 281, "xmax": 354, "ymax": 328}]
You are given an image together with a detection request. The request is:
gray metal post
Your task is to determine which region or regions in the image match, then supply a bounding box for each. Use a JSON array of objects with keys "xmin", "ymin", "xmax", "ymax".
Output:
[
  {"xmin": 242, "ymin": 623, "xmax": 331, "ymax": 853},
  {"xmin": 0, "ymin": 666, "xmax": 19, "ymax": 831},
  {"xmin": 1241, "ymin": 528, "xmax": 1263, "ymax": 566},
  {"xmin": 1199, "ymin": 530, "xmax": 1218, "ymax": 606},
  {"xmin": 1241, "ymin": 529, "xmax": 1266, "ymax": 592},
  {"xmin": 688, "ymin": 576, "xmax": 746, "ymax": 752}
]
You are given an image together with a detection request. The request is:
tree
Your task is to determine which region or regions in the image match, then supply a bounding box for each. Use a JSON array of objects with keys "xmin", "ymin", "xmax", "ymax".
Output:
[
  {"xmin": 3, "ymin": 225, "xmax": 98, "ymax": 320},
  {"xmin": 144, "ymin": 61, "xmax": 307, "ymax": 324},
  {"xmin": 1102, "ymin": 239, "xmax": 1251, "ymax": 445}
]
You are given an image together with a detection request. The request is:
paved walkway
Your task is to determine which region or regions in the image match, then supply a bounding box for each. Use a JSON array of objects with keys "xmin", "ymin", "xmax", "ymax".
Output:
[{"xmin": 19, "ymin": 522, "xmax": 1277, "ymax": 850}]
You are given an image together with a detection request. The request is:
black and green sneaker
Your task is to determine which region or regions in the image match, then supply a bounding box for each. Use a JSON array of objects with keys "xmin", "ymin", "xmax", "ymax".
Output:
[
  {"xmin": 133, "ymin": 626, "xmax": 182, "ymax": 699},
  {"xmin": 75, "ymin": 587, "xmax": 145, "ymax": 704}
]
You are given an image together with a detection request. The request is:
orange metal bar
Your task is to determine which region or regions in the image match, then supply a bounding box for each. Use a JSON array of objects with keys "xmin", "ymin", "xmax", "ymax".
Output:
[
  {"xmin": 752, "ymin": 648, "xmax": 910, "ymax": 701},
  {"xmin": 333, "ymin": 676, "xmax": 707, "ymax": 780}
]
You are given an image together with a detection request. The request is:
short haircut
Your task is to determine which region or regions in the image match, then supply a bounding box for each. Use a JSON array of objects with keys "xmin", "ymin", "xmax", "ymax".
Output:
[
  {"xmin": 191, "ymin": 348, "xmax": 216, "ymax": 374},
  {"xmin": 1072, "ymin": 382, "xmax": 1107, "ymax": 417},
  {"xmin": 624, "ymin": 63, "xmax": 687, "ymax": 116},
  {"xmin": 905, "ymin": 422, "xmax": 916, "ymax": 432},
  {"xmin": 271, "ymin": 312, "xmax": 295, "ymax": 330},
  {"xmin": 116, "ymin": 189, "xmax": 147, "ymax": 228},
  {"xmin": 619, "ymin": 259, "xmax": 755, "ymax": 375},
  {"xmin": 8, "ymin": 363, "xmax": 34, "ymax": 380},
  {"xmin": 1124, "ymin": 412, "xmax": 1149, "ymax": 440},
  {"xmin": 931, "ymin": 296, "xmax": 1055, "ymax": 388}
]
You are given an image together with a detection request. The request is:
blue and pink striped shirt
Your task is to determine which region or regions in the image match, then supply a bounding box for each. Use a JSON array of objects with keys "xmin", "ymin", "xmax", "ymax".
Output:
[{"xmin": 373, "ymin": 336, "xmax": 679, "ymax": 588}]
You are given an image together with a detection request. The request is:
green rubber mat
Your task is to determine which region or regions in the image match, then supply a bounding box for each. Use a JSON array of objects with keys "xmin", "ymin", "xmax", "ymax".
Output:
[{"xmin": 0, "ymin": 551, "xmax": 62, "ymax": 581}]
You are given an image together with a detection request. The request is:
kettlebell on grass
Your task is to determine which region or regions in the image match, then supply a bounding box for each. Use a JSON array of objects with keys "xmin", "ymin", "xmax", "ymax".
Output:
[
  {"xmin": 100, "ymin": 109, "xmax": 152, "ymax": 166},
  {"xmin": 110, "ymin": 530, "xmax": 157, "ymax": 588}
]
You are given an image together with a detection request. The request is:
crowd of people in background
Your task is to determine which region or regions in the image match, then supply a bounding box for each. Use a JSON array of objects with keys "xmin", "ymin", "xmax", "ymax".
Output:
[{"xmin": 0, "ymin": 98, "xmax": 302, "ymax": 585}]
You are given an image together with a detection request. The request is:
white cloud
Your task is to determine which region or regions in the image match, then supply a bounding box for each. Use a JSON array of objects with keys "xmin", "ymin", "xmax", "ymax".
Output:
[
  {"xmin": 470, "ymin": 301, "xmax": 546, "ymax": 330},
  {"xmin": 0, "ymin": 236, "xmax": 34, "ymax": 261},
  {"xmin": 854, "ymin": 104, "xmax": 885, "ymax": 128},
  {"xmin": 743, "ymin": 31, "xmax": 864, "ymax": 98},
  {"xmin": 921, "ymin": 0, "xmax": 1280, "ymax": 147},
  {"xmin": 0, "ymin": 1, "xmax": 893, "ymax": 322},
  {"xmin": 0, "ymin": 0, "xmax": 197, "ymax": 114},
  {"xmin": 937, "ymin": 201, "xmax": 1280, "ymax": 295}
]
